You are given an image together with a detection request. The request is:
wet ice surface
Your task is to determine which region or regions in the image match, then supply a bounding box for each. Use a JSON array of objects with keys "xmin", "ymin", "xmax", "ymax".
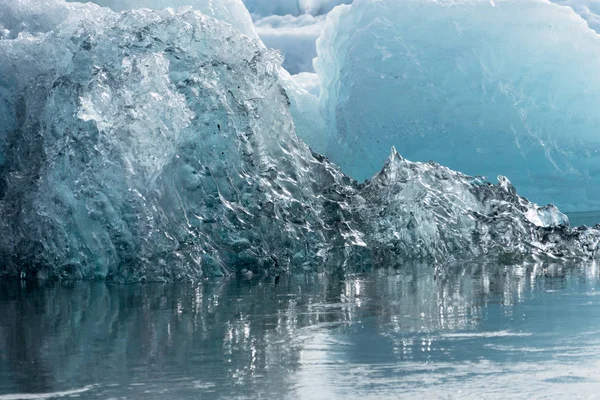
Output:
[{"xmin": 2, "ymin": 264, "xmax": 600, "ymax": 399}]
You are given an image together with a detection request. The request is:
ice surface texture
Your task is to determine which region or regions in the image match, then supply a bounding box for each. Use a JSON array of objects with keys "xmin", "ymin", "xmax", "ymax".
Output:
[
  {"xmin": 68, "ymin": 0, "xmax": 348, "ymax": 74},
  {"xmin": 0, "ymin": 0, "xmax": 598, "ymax": 281},
  {"xmin": 65, "ymin": 0, "xmax": 258, "ymax": 38},
  {"xmin": 59, "ymin": 0, "xmax": 322, "ymax": 155},
  {"xmin": 315, "ymin": 0, "xmax": 600, "ymax": 212},
  {"xmin": 0, "ymin": 0, "xmax": 358, "ymax": 280}
]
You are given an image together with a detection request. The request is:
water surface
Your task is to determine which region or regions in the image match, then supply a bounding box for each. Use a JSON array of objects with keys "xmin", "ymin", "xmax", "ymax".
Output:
[
  {"xmin": 567, "ymin": 211, "xmax": 600, "ymax": 227},
  {"xmin": 2, "ymin": 263, "xmax": 600, "ymax": 399}
]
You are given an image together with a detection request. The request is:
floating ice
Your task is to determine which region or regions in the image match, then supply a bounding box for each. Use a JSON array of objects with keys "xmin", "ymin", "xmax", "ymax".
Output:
[
  {"xmin": 0, "ymin": 0, "xmax": 598, "ymax": 281},
  {"xmin": 315, "ymin": 0, "xmax": 600, "ymax": 212},
  {"xmin": 0, "ymin": 0, "xmax": 356, "ymax": 280},
  {"xmin": 358, "ymin": 148, "xmax": 598, "ymax": 265},
  {"xmin": 61, "ymin": 0, "xmax": 323, "ymax": 150}
]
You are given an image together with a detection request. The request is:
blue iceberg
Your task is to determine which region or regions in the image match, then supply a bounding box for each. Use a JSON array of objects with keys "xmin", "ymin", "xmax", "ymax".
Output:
[
  {"xmin": 315, "ymin": 0, "xmax": 600, "ymax": 212},
  {"xmin": 0, "ymin": 0, "xmax": 598, "ymax": 281}
]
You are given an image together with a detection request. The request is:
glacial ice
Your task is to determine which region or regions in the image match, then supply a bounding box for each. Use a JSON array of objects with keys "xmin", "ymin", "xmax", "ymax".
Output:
[
  {"xmin": 315, "ymin": 0, "xmax": 600, "ymax": 212},
  {"xmin": 553, "ymin": 0, "xmax": 600, "ymax": 32},
  {"xmin": 0, "ymin": 0, "xmax": 599, "ymax": 281},
  {"xmin": 0, "ymin": 0, "xmax": 343, "ymax": 280},
  {"xmin": 291, "ymin": 72, "xmax": 321, "ymax": 97},
  {"xmin": 59, "ymin": 0, "xmax": 321, "ymax": 151},
  {"xmin": 279, "ymin": 69, "xmax": 328, "ymax": 154},
  {"xmin": 65, "ymin": 0, "xmax": 258, "ymax": 38}
]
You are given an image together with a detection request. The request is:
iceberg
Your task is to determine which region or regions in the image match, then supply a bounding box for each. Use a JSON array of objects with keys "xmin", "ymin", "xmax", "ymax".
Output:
[
  {"xmin": 315, "ymin": 0, "xmax": 600, "ymax": 212},
  {"xmin": 357, "ymin": 148, "xmax": 600, "ymax": 266},
  {"xmin": 0, "ymin": 0, "xmax": 351, "ymax": 280},
  {"xmin": 60, "ymin": 0, "xmax": 323, "ymax": 152},
  {"xmin": 0, "ymin": 0, "xmax": 598, "ymax": 281}
]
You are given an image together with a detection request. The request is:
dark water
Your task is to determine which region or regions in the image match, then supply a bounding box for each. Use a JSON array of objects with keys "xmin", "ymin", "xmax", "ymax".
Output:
[
  {"xmin": 2, "ymin": 263, "xmax": 600, "ymax": 399},
  {"xmin": 567, "ymin": 211, "xmax": 600, "ymax": 227}
]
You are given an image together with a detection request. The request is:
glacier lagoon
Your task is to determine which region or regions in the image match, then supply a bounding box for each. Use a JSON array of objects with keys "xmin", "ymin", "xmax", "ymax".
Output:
[
  {"xmin": 2, "ymin": 0, "xmax": 600, "ymax": 397},
  {"xmin": 3, "ymin": 264, "xmax": 600, "ymax": 399}
]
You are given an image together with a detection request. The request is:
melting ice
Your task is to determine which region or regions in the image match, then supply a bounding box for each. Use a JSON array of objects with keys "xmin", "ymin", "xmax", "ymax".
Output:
[{"xmin": 0, "ymin": 0, "xmax": 599, "ymax": 281}]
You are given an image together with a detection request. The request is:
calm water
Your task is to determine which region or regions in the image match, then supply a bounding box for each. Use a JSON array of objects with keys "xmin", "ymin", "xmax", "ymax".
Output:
[
  {"xmin": 2, "ymin": 263, "xmax": 600, "ymax": 399},
  {"xmin": 567, "ymin": 211, "xmax": 600, "ymax": 227}
]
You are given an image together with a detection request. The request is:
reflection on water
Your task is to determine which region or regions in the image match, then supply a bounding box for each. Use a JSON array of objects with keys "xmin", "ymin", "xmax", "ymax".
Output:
[{"xmin": 2, "ymin": 263, "xmax": 600, "ymax": 399}]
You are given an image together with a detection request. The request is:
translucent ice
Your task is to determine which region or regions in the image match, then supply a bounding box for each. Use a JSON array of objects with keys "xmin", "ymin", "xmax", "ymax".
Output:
[
  {"xmin": 553, "ymin": 0, "xmax": 600, "ymax": 32},
  {"xmin": 315, "ymin": 0, "xmax": 600, "ymax": 212},
  {"xmin": 1, "ymin": 0, "xmax": 599, "ymax": 281},
  {"xmin": 61, "ymin": 0, "xmax": 322, "ymax": 146},
  {"xmin": 0, "ymin": 0, "xmax": 357, "ymax": 280},
  {"xmin": 65, "ymin": 0, "xmax": 258, "ymax": 38},
  {"xmin": 358, "ymin": 148, "xmax": 597, "ymax": 265},
  {"xmin": 244, "ymin": 0, "xmax": 352, "ymax": 74}
]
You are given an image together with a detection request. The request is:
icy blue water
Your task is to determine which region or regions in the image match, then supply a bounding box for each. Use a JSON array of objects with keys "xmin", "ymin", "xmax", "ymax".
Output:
[
  {"xmin": 2, "ymin": 264, "xmax": 600, "ymax": 399},
  {"xmin": 567, "ymin": 211, "xmax": 600, "ymax": 227}
]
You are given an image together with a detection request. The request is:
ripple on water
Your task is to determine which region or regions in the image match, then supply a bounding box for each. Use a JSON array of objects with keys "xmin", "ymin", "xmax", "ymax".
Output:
[{"xmin": 1, "ymin": 264, "xmax": 600, "ymax": 399}]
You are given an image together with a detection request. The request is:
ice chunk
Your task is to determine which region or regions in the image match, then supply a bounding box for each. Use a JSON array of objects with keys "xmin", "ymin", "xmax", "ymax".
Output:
[
  {"xmin": 0, "ymin": 0, "xmax": 360, "ymax": 280},
  {"xmin": 356, "ymin": 148, "xmax": 597, "ymax": 265},
  {"xmin": 0, "ymin": 0, "xmax": 102, "ymax": 37},
  {"xmin": 1, "ymin": 0, "xmax": 599, "ymax": 281},
  {"xmin": 315, "ymin": 0, "xmax": 600, "ymax": 212},
  {"xmin": 60, "ymin": 0, "xmax": 322, "ymax": 148}
]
